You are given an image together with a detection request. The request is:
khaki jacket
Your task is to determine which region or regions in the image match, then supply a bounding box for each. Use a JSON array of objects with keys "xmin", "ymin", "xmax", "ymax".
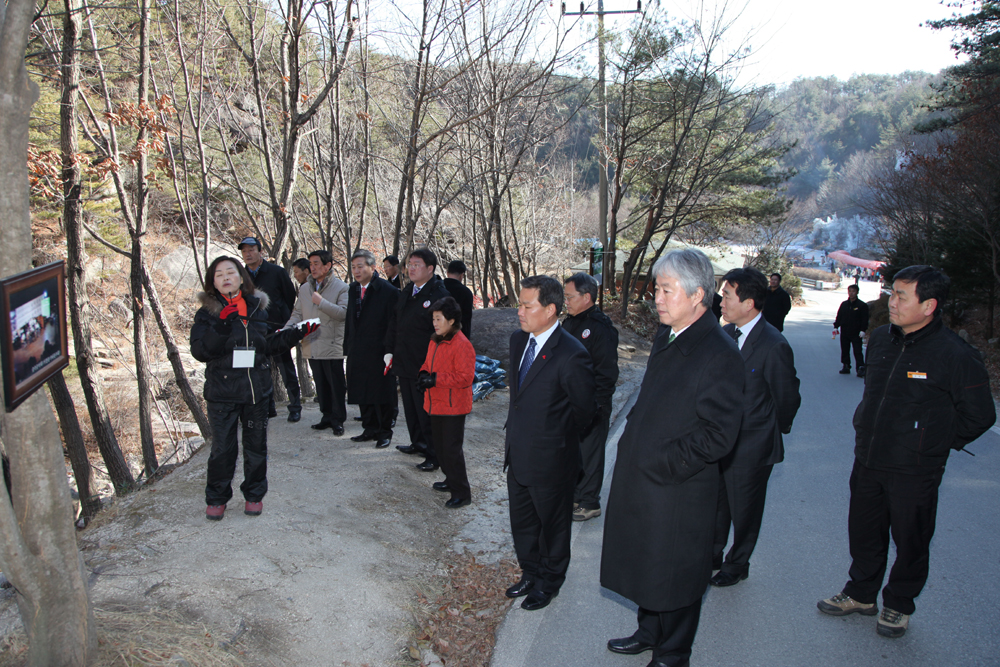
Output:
[{"xmin": 284, "ymin": 273, "xmax": 348, "ymax": 359}]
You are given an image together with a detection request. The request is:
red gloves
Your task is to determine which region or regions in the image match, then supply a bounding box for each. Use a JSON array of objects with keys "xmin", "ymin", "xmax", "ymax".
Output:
[
  {"xmin": 301, "ymin": 322, "xmax": 320, "ymax": 336},
  {"xmin": 220, "ymin": 304, "xmax": 239, "ymax": 320}
]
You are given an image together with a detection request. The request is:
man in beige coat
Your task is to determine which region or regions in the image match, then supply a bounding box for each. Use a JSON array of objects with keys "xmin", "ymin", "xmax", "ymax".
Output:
[{"xmin": 284, "ymin": 250, "xmax": 349, "ymax": 435}]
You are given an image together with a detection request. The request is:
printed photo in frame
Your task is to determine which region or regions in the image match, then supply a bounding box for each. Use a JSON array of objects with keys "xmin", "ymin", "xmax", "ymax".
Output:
[{"xmin": 0, "ymin": 261, "xmax": 69, "ymax": 412}]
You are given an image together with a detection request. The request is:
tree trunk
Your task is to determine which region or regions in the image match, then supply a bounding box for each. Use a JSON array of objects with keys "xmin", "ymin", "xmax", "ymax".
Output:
[
  {"xmin": 61, "ymin": 0, "xmax": 134, "ymax": 494},
  {"xmin": 47, "ymin": 373, "xmax": 101, "ymax": 523},
  {"xmin": 131, "ymin": 0, "xmax": 157, "ymax": 478},
  {"xmin": 0, "ymin": 0, "xmax": 96, "ymax": 658}
]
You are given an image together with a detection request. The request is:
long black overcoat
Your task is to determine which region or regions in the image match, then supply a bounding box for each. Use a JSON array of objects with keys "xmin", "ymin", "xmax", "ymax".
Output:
[
  {"xmin": 600, "ymin": 308, "xmax": 744, "ymax": 612},
  {"xmin": 344, "ymin": 276, "xmax": 399, "ymax": 405}
]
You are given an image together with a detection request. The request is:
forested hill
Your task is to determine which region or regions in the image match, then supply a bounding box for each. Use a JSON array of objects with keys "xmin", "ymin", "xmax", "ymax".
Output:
[{"xmin": 768, "ymin": 72, "xmax": 939, "ymax": 203}]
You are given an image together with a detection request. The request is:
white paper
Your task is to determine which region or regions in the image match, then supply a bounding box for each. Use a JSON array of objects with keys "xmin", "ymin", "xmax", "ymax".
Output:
[
  {"xmin": 296, "ymin": 318, "xmax": 321, "ymax": 330},
  {"xmin": 232, "ymin": 349, "xmax": 255, "ymax": 368}
]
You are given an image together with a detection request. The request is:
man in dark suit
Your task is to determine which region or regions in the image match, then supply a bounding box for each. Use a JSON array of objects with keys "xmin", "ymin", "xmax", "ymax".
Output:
[
  {"xmin": 443, "ymin": 260, "xmax": 474, "ymax": 336},
  {"xmin": 385, "ymin": 248, "xmax": 450, "ymax": 471},
  {"xmin": 345, "ymin": 250, "xmax": 400, "ymax": 449},
  {"xmin": 711, "ymin": 267, "xmax": 801, "ymax": 588},
  {"xmin": 382, "ymin": 255, "xmax": 402, "ymax": 289},
  {"xmin": 762, "ymin": 272, "xmax": 791, "ymax": 331},
  {"xmin": 601, "ymin": 249, "xmax": 743, "ymax": 667},
  {"xmin": 834, "ymin": 284, "xmax": 870, "ymax": 377},
  {"xmin": 504, "ymin": 275, "xmax": 595, "ymax": 612}
]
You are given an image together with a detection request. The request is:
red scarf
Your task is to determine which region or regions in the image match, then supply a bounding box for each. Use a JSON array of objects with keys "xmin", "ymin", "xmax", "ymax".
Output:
[{"xmin": 222, "ymin": 290, "xmax": 248, "ymax": 318}]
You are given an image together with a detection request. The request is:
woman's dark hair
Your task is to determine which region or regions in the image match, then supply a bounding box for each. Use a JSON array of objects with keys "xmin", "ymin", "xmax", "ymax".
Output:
[
  {"xmin": 430, "ymin": 296, "xmax": 463, "ymax": 331},
  {"xmin": 204, "ymin": 256, "xmax": 255, "ymax": 297}
]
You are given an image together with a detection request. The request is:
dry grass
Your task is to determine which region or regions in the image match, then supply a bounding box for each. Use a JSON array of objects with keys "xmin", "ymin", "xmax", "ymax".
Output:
[
  {"xmin": 604, "ymin": 297, "xmax": 660, "ymax": 341},
  {"xmin": 409, "ymin": 553, "xmax": 519, "ymax": 667},
  {"xmin": 0, "ymin": 607, "xmax": 246, "ymax": 666}
]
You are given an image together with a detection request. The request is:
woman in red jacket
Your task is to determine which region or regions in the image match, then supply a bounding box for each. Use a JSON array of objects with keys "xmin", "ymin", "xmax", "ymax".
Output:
[{"xmin": 417, "ymin": 297, "xmax": 475, "ymax": 508}]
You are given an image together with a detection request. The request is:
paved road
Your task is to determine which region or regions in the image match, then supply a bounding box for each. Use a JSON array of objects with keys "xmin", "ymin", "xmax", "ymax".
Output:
[{"xmin": 492, "ymin": 281, "xmax": 1000, "ymax": 667}]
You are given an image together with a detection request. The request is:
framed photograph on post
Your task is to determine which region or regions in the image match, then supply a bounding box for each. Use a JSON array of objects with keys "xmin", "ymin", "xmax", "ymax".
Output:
[{"xmin": 0, "ymin": 261, "xmax": 69, "ymax": 412}]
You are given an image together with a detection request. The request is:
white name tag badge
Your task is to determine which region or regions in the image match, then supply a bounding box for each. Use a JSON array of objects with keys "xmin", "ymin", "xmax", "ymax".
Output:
[{"xmin": 232, "ymin": 348, "xmax": 255, "ymax": 368}]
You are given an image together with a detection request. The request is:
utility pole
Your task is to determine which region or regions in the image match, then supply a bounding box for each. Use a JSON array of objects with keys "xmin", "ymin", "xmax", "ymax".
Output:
[{"xmin": 562, "ymin": 1, "xmax": 641, "ymax": 300}]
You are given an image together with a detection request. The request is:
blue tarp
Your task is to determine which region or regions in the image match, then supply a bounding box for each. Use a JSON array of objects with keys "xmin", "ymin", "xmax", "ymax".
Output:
[{"xmin": 473, "ymin": 355, "xmax": 507, "ymax": 401}]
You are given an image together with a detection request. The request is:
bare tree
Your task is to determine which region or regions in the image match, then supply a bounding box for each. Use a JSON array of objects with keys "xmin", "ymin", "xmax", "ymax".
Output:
[{"xmin": 0, "ymin": 0, "xmax": 96, "ymax": 660}]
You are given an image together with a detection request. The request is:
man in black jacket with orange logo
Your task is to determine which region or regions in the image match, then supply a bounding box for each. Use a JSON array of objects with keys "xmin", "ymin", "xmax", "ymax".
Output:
[{"xmin": 818, "ymin": 265, "xmax": 995, "ymax": 639}]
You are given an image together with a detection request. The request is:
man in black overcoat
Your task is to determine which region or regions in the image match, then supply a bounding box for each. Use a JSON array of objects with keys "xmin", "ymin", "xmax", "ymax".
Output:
[
  {"xmin": 239, "ymin": 236, "xmax": 301, "ymax": 421},
  {"xmin": 711, "ymin": 267, "xmax": 800, "ymax": 588},
  {"xmin": 443, "ymin": 260, "xmax": 474, "ymax": 336},
  {"xmin": 385, "ymin": 248, "xmax": 450, "ymax": 470},
  {"xmin": 762, "ymin": 272, "xmax": 791, "ymax": 331},
  {"xmin": 504, "ymin": 275, "xmax": 595, "ymax": 612},
  {"xmin": 345, "ymin": 250, "xmax": 399, "ymax": 449},
  {"xmin": 601, "ymin": 249, "xmax": 744, "ymax": 667}
]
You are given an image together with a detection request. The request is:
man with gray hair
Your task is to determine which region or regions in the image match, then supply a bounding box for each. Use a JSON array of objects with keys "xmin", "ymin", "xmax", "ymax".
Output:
[
  {"xmin": 345, "ymin": 250, "xmax": 400, "ymax": 448},
  {"xmin": 563, "ymin": 272, "xmax": 619, "ymax": 521},
  {"xmin": 601, "ymin": 248, "xmax": 744, "ymax": 667}
]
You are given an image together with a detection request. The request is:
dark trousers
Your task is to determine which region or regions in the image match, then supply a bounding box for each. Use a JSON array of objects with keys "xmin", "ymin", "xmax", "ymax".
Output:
[
  {"xmin": 310, "ymin": 358, "xmax": 346, "ymax": 426},
  {"xmin": 843, "ymin": 460, "xmax": 944, "ymax": 615},
  {"xmin": 271, "ymin": 349, "xmax": 300, "ymax": 412},
  {"xmin": 634, "ymin": 599, "xmax": 703, "ymax": 666},
  {"xmin": 507, "ymin": 469, "xmax": 574, "ymax": 594},
  {"xmin": 432, "ymin": 414, "xmax": 470, "ymax": 500},
  {"xmin": 713, "ymin": 463, "xmax": 773, "ymax": 574},
  {"xmin": 360, "ymin": 403, "xmax": 394, "ymax": 440},
  {"xmin": 399, "ymin": 376, "xmax": 435, "ymax": 460},
  {"xmin": 574, "ymin": 412, "xmax": 610, "ymax": 509},
  {"xmin": 840, "ymin": 332, "xmax": 864, "ymax": 369},
  {"xmin": 205, "ymin": 398, "xmax": 269, "ymax": 505}
]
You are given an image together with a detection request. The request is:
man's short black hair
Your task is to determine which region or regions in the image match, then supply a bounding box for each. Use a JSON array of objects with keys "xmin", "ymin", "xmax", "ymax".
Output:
[
  {"xmin": 430, "ymin": 296, "xmax": 463, "ymax": 330},
  {"xmin": 893, "ymin": 265, "xmax": 950, "ymax": 316},
  {"xmin": 383, "ymin": 255, "xmax": 399, "ymax": 266},
  {"xmin": 723, "ymin": 267, "xmax": 768, "ymax": 311},
  {"xmin": 308, "ymin": 249, "xmax": 333, "ymax": 266},
  {"xmin": 564, "ymin": 272, "xmax": 598, "ymax": 305},
  {"xmin": 770, "ymin": 273, "xmax": 781, "ymax": 282},
  {"xmin": 292, "ymin": 258, "xmax": 310, "ymax": 271},
  {"xmin": 447, "ymin": 260, "xmax": 467, "ymax": 276},
  {"xmin": 408, "ymin": 248, "xmax": 438, "ymax": 269},
  {"xmin": 847, "ymin": 284, "xmax": 859, "ymax": 293},
  {"xmin": 521, "ymin": 275, "xmax": 564, "ymax": 313}
]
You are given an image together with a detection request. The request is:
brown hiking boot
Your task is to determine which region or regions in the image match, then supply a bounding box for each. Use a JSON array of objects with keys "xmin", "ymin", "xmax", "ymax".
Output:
[{"xmin": 817, "ymin": 592, "xmax": 878, "ymax": 616}]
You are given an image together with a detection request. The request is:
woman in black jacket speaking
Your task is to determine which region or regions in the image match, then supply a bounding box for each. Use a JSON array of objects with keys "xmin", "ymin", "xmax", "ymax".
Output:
[{"xmin": 190, "ymin": 256, "xmax": 315, "ymax": 521}]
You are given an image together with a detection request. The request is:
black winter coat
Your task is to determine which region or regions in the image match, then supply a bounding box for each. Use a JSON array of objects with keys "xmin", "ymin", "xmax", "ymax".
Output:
[
  {"xmin": 601, "ymin": 309, "xmax": 744, "ymax": 611},
  {"xmin": 443, "ymin": 277, "xmax": 474, "ymax": 336},
  {"xmin": 762, "ymin": 286, "xmax": 791, "ymax": 331},
  {"xmin": 345, "ymin": 276, "xmax": 400, "ymax": 405},
  {"xmin": 190, "ymin": 291, "xmax": 300, "ymax": 405},
  {"xmin": 562, "ymin": 305, "xmax": 619, "ymax": 414},
  {"xmin": 246, "ymin": 260, "xmax": 297, "ymax": 327},
  {"xmin": 834, "ymin": 297, "xmax": 870, "ymax": 335},
  {"xmin": 853, "ymin": 317, "xmax": 995, "ymax": 474},
  {"xmin": 385, "ymin": 275, "xmax": 450, "ymax": 379}
]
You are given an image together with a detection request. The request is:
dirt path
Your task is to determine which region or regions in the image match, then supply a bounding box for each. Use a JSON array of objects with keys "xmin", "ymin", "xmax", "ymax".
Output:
[{"xmin": 0, "ymin": 328, "xmax": 650, "ymax": 667}]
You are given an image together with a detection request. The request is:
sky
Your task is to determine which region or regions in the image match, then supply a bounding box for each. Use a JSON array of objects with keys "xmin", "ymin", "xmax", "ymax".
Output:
[{"xmin": 588, "ymin": 0, "xmax": 970, "ymax": 87}]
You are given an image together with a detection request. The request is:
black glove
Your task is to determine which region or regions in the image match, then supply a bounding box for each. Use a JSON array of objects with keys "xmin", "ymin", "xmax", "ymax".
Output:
[{"xmin": 415, "ymin": 371, "xmax": 436, "ymax": 390}]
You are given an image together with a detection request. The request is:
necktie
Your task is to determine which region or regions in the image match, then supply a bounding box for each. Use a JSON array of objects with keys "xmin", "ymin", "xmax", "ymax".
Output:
[
  {"xmin": 518, "ymin": 338, "xmax": 537, "ymax": 388},
  {"xmin": 360, "ymin": 285, "xmax": 367, "ymax": 300},
  {"xmin": 732, "ymin": 327, "xmax": 742, "ymax": 343},
  {"xmin": 413, "ymin": 285, "xmax": 421, "ymax": 296},
  {"xmin": 667, "ymin": 332, "xmax": 676, "ymax": 345}
]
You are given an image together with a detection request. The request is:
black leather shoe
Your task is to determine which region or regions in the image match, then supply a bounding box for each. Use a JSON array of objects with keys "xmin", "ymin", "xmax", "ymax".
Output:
[
  {"xmin": 396, "ymin": 444, "xmax": 423, "ymax": 455},
  {"xmin": 287, "ymin": 411, "xmax": 301, "ymax": 423},
  {"xmin": 445, "ymin": 497, "xmax": 470, "ymax": 509},
  {"xmin": 351, "ymin": 432, "xmax": 376, "ymax": 442},
  {"xmin": 375, "ymin": 438, "xmax": 391, "ymax": 449},
  {"xmin": 505, "ymin": 577, "xmax": 535, "ymax": 598},
  {"xmin": 521, "ymin": 589, "xmax": 556, "ymax": 611},
  {"xmin": 646, "ymin": 660, "xmax": 687, "ymax": 667},
  {"xmin": 268, "ymin": 408, "xmax": 278, "ymax": 418},
  {"xmin": 709, "ymin": 569, "xmax": 748, "ymax": 587},
  {"xmin": 416, "ymin": 459, "xmax": 439, "ymax": 472},
  {"xmin": 607, "ymin": 635, "xmax": 654, "ymax": 655},
  {"xmin": 857, "ymin": 366, "xmax": 866, "ymax": 378},
  {"xmin": 311, "ymin": 421, "xmax": 332, "ymax": 430},
  {"xmin": 433, "ymin": 481, "xmax": 451, "ymax": 492},
  {"xmin": 332, "ymin": 424, "xmax": 345, "ymax": 436},
  {"xmin": 839, "ymin": 365, "xmax": 851, "ymax": 374}
]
